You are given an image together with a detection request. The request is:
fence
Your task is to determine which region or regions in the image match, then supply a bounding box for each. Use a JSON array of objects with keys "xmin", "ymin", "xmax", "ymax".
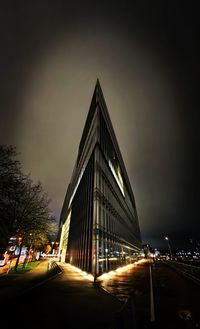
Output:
[
  {"xmin": 165, "ymin": 260, "xmax": 200, "ymax": 285},
  {"xmin": 47, "ymin": 260, "xmax": 62, "ymax": 276}
]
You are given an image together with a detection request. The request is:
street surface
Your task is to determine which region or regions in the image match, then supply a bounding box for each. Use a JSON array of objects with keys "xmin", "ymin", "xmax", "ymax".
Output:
[
  {"xmin": 0, "ymin": 259, "xmax": 199, "ymax": 329},
  {"xmin": 98, "ymin": 260, "xmax": 200, "ymax": 328}
]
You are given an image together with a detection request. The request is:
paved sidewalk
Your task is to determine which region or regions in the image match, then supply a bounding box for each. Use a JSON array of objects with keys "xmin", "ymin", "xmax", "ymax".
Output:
[
  {"xmin": 0, "ymin": 260, "xmax": 126, "ymax": 329},
  {"xmin": 0, "ymin": 259, "xmax": 51, "ymax": 300}
]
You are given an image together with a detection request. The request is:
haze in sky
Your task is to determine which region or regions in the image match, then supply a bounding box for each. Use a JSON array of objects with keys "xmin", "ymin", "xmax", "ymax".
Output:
[{"xmin": 0, "ymin": 1, "xmax": 199, "ymax": 250}]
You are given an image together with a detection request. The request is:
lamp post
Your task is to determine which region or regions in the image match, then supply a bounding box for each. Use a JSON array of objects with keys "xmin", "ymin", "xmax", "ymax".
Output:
[
  {"xmin": 165, "ymin": 236, "xmax": 172, "ymax": 259},
  {"xmin": 29, "ymin": 233, "xmax": 33, "ymax": 247},
  {"xmin": 51, "ymin": 241, "xmax": 55, "ymax": 254}
]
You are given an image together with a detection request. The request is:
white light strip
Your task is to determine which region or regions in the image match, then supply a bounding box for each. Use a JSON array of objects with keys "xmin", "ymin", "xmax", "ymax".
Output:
[
  {"xmin": 69, "ymin": 165, "xmax": 85, "ymax": 207},
  {"xmin": 109, "ymin": 160, "xmax": 125, "ymax": 196}
]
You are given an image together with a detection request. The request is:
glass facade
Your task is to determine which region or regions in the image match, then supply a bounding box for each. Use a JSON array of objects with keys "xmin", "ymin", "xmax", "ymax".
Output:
[{"xmin": 59, "ymin": 80, "xmax": 142, "ymax": 279}]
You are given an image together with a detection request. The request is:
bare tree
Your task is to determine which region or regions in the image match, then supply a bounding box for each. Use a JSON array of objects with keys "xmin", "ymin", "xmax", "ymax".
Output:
[
  {"xmin": 14, "ymin": 180, "xmax": 57, "ymax": 271},
  {"xmin": 0, "ymin": 145, "xmax": 23, "ymax": 251},
  {"xmin": 0, "ymin": 145, "xmax": 57, "ymax": 270}
]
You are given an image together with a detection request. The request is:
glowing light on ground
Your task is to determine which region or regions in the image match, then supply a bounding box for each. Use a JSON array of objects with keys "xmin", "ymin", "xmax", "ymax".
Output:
[
  {"xmin": 97, "ymin": 258, "xmax": 147, "ymax": 282},
  {"xmin": 65, "ymin": 259, "xmax": 147, "ymax": 282},
  {"xmin": 66, "ymin": 263, "xmax": 94, "ymax": 282}
]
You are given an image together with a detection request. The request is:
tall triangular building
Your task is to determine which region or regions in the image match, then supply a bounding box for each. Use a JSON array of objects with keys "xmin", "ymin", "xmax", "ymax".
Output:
[{"xmin": 59, "ymin": 80, "xmax": 142, "ymax": 279}]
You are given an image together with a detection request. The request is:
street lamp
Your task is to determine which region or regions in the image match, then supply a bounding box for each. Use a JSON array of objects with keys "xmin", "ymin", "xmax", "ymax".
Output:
[
  {"xmin": 51, "ymin": 241, "xmax": 55, "ymax": 254},
  {"xmin": 29, "ymin": 233, "xmax": 33, "ymax": 249},
  {"xmin": 165, "ymin": 236, "xmax": 172, "ymax": 259}
]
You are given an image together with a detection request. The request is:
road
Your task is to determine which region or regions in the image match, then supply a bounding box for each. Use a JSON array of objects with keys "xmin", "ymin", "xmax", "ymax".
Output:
[{"xmin": 98, "ymin": 259, "xmax": 200, "ymax": 329}]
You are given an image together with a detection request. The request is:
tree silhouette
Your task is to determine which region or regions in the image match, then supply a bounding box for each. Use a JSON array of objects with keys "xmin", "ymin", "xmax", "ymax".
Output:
[{"xmin": 0, "ymin": 145, "xmax": 57, "ymax": 270}]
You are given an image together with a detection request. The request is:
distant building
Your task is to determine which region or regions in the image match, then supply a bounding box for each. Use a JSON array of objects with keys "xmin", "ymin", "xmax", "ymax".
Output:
[{"xmin": 59, "ymin": 80, "xmax": 142, "ymax": 279}]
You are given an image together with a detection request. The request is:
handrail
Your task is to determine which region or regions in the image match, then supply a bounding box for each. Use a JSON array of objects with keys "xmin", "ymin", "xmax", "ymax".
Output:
[
  {"xmin": 164, "ymin": 260, "xmax": 200, "ymax": 285},
  {"xmin": 47, "ymin": 260, "xmax": 62, "ymax": 274}
]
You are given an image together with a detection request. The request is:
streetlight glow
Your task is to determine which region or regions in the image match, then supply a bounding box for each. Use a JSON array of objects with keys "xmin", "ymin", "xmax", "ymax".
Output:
[{"xmin": 164, "ymin": 235, "xmax": 172, "ymax": 259}]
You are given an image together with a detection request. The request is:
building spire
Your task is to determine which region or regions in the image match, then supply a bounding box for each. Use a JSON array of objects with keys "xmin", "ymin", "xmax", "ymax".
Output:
[{"xmin": 95, "ymin": 78, "xmax": 101, "ymax": 93}]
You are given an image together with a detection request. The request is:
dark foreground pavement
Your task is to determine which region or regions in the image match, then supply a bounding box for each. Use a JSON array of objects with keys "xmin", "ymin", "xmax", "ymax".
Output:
[
  {"xmin": 3, "ymin": 258, "xmax": 199, "ymax": 329},
  {"xmin": 0, "ymin": 260, "xmax": 132, "ymax": 329}
]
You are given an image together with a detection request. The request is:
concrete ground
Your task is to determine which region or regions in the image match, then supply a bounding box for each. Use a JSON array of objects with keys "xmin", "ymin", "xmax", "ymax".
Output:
[{"xmin": 0, "ymin": 260, "xmax": 131, "ymax": 329}]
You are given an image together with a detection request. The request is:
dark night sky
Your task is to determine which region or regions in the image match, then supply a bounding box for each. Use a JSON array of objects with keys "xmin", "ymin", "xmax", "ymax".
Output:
[{"xmin": 0, "ymin": 1, "xmax": 199, "ymax": 250}]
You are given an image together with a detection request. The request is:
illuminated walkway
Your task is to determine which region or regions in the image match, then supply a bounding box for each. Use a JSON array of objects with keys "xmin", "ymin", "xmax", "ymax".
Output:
[{"xmin": 0, "ymin": 260, "xmax": 125, "ymax": 329}]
